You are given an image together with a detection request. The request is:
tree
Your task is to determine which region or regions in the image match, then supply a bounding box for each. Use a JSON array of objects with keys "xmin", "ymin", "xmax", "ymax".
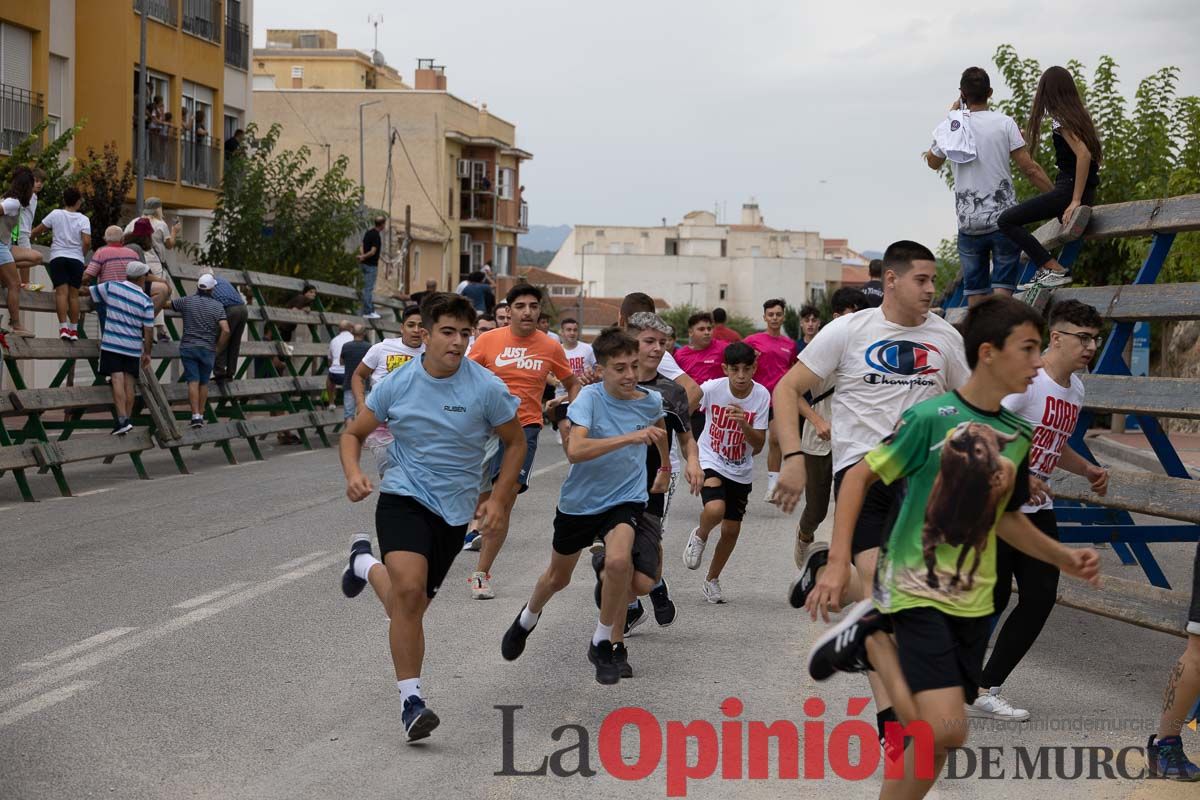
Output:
[
  {"xmin": 938, "ymin": 46, "xmax": 1200, "ymax": 287},
  {"xmin": 75, "ymin": 142, "xmax": 135, "ymax": 245},
  {"xmin": 201, "ymin": 123, "xmax": 364, "ymax": 293},
  {"xmin": 660, "ymin": 304, "xmax": 757, "ymax": 340}
]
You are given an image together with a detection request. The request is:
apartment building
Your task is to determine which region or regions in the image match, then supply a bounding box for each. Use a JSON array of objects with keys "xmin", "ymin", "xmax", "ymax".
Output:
[
  {"xmin": 546, "ymin": 202, "xmax": 847, "ymax": 320},
  {"xmin": 252, "ymin": 29, "xmax": 408, "ymax": 90},
  {"xmin": 254, "ymin": 43, "xmax": 531, "ymax": 296},
  {"xmin": 0, "ymin": 1, "xmax": 253, "ymax": 216}
]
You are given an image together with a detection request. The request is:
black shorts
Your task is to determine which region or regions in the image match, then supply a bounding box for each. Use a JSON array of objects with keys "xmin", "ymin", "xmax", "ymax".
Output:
[
  {"xmin": 1189, "ymin": 541, "xmax": 1200, "ymax": 636},
  {"xmin": 98, "ymin": 350, "xmax": 141, "ymax": 377},
  {"xmin": 834, "ymin": 462, "xmax": 903, "ymax": 556},
  {"xmin": 552, "ymin": 402, "xmax": 569, "ymax": 424},
  {"xmin": 552, "ymin": 502, "xmax": 643, "ymax": 556},
  {"xmin": 48, "ymin": 257, "xmax": 85, "ymax": 288},
  {"xmin": 375, "ymin": 493, "xmax": 467, "ymax": 599},
  {"xmin": 632, "ymin": 512, "xmax": 664, "ymax": 580},
  {"xmin": 329, "ymin": 371, "xmax": 346, "ymax": 387},
  {"xmin": 892, "ymin": 606, "xmax": 990, "ymax": 699},
  {"xmin": 690, "ymin": 411, "xmax": 706, "ymax": 441},
  {"xmin": 700, "ymin": 468, "xmax": 752, "ymax": 522}
]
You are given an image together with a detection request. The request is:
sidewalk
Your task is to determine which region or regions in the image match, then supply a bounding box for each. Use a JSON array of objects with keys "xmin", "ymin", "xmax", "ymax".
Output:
[{"xmin": 1091, "ymin": 430, "xmax": 1200, "ymax": 473}]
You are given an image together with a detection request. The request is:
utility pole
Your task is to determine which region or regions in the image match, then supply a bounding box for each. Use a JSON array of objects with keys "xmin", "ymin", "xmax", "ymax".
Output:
[
  {"xmin": 385, "ymin": 115, "xmax": 394, "ymax": 280},
  {"xmin": 358, "ymin": 99, "xmax": 381, "ymax": 215},
  {"xmin": 403, "ymin": 205, "xmax": 412, "ymax": 292},
  {"xmin": 576, "ymin": 243, "xmax": 585, "ymax": 323},
  {"xmin": 135, "ymin": 0, "xmax": 148, "ymax": 211}
]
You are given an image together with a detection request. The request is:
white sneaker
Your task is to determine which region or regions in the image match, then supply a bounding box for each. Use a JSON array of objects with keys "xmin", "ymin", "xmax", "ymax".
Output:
[
  {"xmin": 968, "ymin": 687, "xmax": 1030, "ymax": 721},
  {"xmin": 682, "ymin": 527, "xmax": 706, "ymax": 570},
  {"xmin": 701, "ymin": 578, "xmax": 725, "ymax": 604},
  {"xmin": 469, "ymin": 571, "xmax": 494, "ymax": 600},
  {"xmin": 764, "ymin": 476, "xmax": 778, "ymax": 504},
  {"xmin": 362, "ymin": 312, "xmax": 382, "ymax": 320}
]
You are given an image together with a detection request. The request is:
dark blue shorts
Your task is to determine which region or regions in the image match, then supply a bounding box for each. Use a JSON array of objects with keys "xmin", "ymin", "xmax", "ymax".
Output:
[
  {"xmin": 180, "ymin": 346, "xmax": 216, "ymax": 385},
  {"xmin": 957, "ymin": 229, "xmax": 1022, "ymax": 295},
  {"xmin": 490, "ymin": 424, "xmax": 541, "ymax": 493}
]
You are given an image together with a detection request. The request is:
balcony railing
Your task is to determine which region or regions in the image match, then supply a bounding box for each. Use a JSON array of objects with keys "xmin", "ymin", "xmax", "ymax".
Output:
[
  {"xmin": 133, "ymin": 119, "xmax": 179, "ymax": 182},
  {"xmin": 182, "ymin": 0, "xmax": 221, "ymax": 43},
  {"xmin": 519, "ymin": 202, "xmax": 529, "ymax": 229},
  {"xmin": 0, "ymin": 85, "xmax": 44, "ymax": 154},
  {"xmin": 181, "ymin": 133, "xmax": 222, "ymax": 189},
  {"xmin": 224, "ymin": 17, "xmax": 250, "ymax": 70},
  {"xmin": 134, "ymin": 0, "xmax": 179, "ymax": 27}
]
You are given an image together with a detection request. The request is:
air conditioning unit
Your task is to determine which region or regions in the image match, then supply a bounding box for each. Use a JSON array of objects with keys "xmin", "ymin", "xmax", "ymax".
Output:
[{"xmin": 456, "ymin": 159, "xmax": 471, "ymax": 178}]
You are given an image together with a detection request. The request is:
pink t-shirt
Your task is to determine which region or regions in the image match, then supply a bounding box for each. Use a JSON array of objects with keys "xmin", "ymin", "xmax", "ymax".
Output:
[
  {"xmin": 673, "ymin": 340, "xmax": 728, "ymax": 383},
  {"xmin": 743, "ymin": 331, "xmax": 797, "ymax": 396}
]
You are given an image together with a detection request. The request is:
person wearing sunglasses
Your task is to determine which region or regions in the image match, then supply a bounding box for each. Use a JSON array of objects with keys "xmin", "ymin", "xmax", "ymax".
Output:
[{"xmin": 972, "ymin": 299, "xmax": 1110, "ymax": 722}]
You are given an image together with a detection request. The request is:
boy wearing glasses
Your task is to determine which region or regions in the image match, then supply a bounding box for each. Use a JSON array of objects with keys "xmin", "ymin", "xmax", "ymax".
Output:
[{"xmin": 971, "ymin": 299, "xmax": 1110, "ymax": 721}]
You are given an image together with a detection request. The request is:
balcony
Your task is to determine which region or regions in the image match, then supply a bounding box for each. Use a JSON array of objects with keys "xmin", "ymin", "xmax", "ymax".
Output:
[
  {"xmin": 182, "ymin": 0, "xmax": 221, "ymax": 43},
  {"xmin": 133, "ymin": 119, "xmax": 179, "ymax": 182},
  {"xmin": 0, "ymin": 85, "xmax": 44, "ymax": 154},
  {"xmin": 134, "ymin": 0, "xmax": 179, "ymax": 27},
  {"xmin": 519, "ymin": 202, "xmax": 529, "ymax": 230},
  {"xmin": 181, "ymin": 133, "xmax": 222, "ymax": 189},
  {"xmin": 224, "ymin": 17, "xmax": 250, "ymax": 70}
]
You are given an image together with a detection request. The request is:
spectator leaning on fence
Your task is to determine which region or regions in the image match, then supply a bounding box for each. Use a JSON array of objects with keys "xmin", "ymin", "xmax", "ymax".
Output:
[
  {"xmin": 210, "ymin": 275, "xmax": 249, "ymax": 383},
  {"xmin": 173, "ymin": 274, "xmax": 230, "ymax": 429},
  {"xmin": 89, "ymin": 261, "xmax": 156, "ymax": 436},
  {"xmin": 327, "ymin": 320, "xmax": 355, "ymax": 411},
  {"xmin": 0, "ymin": 166, "xmax": 43, "ymax": 336},
  {"xmin": 30, "ymin": 186, "xmax": 92, "ymax": 341}
]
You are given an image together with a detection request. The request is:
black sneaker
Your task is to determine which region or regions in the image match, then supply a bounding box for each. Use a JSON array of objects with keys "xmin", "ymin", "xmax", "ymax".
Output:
[
  {"xmin": 789, "ymin": 542, "xmax": 829, "ymax": 609},
  {"xmin": 501, "ymin": 606, "xmax": 536, "ymax": 661},
  {"xmin": 341, "ymin": 533, "xmax": 373, "ymax": 598},
  {"xmin": 111, "ymin": 418, "xmax": 133, "ymax": 436},
  {"xmin": 591, "ymin": 550, "xmax": 605, "ymax": 610},
  {"xmin": 623, "ymin": 600, "xmax": 647, "ymax": 636},
  {"xmin": 1148, "ymin": 734, "xmax": 1200, "ymax": 781},
  {"xmin": 190, "ymin": 415, "xmax": 204, "ymax": 429},
  {"xmin": 807, "ymin": 599, "xmax": 887, "ymax": 681},
  {"xmin": 587, "ymin": 639, "xmax": 620, "ymax": 685},
  {"xmin": 648, "ymin": 579, "xmax": 677, "ymax": 626},
  {"xmin": 401, "ymin": 696, "xmax": 439, "ymax": 743},
  {"xmin": 612, "ymin": 642, "xmax": 633, "ymax": 679}
]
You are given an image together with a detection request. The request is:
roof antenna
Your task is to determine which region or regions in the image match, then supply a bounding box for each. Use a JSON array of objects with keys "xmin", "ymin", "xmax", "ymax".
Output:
[{"xmin": 368, "ymin": 13, "xmax": 383, "ymax": 59}]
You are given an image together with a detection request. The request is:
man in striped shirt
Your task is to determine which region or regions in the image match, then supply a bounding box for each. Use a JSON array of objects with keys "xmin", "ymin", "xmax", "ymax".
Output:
[
  {"xmin": 89, "ymin": 261, "xmax": 156, "ymax": 435},
  {"xmin": 172, "ymin": 274, "xmax": 230, "ymax": 427}
]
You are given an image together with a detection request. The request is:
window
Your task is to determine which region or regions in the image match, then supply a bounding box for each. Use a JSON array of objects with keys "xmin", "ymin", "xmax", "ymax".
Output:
[
  {"xmin": 470, "ymin": 242, "xmax": 485, "ymax": 270},
  {"xmin": 223, "ymin": 109, "xmax": 241, "ymax": 142},
  {"xmin": 551, "ymin": 285, "xmax": 576, "ymax": 297},
  {"xmin": 0, "ymin": 23, "xmax": 33, "ymax": 91},
  {"xmin": 47, "ymin": 55, "xmax": 68, "ymax": 141},
  {"xmin": 750, "ymin": 246, "xmax": 762, "ymax": 257},
  {"xmin": 291, "ymin": 66, "xmax": 304, "ymax": 78},
  {"xmin": 609, "ymin": 242, "xmax": 622, "ymax": 254},
  {"xmin": 665, "ymin": 239, "xmax": 679, "ymax": 256},
  {"xmin": 720, "ymin": 240, "xmax": 727, "ymax": 257},
  {"xmin": 719, "ymin": 284, "xmax": 728, "ymax": 301},
  {"xmin": 498, "ymin": 167, "xmax": 514, "ymax": 200},
  {"xmin": 181, "ymin": 81, "xmax": 214, "ymax": 138},
  {"xmin": 810, "ymin": 286, "xmax": 827, "ymax": 303},
  {"xmin": 412, "ymin": 247, "xmax": 421, "ymax": 275},
  {"xmin": 495, "ymin": 244, "xmax": 510, "ymax": 275}
]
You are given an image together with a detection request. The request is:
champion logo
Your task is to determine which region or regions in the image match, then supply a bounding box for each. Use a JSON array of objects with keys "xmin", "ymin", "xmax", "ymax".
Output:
[{"xmin": 864, "ymin": 339, "xmax": 943, "ymax": 376}]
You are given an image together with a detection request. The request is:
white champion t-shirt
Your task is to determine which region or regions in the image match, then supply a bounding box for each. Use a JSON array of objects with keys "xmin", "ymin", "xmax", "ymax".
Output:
[
  {"xmin": 931, "ymin": 109, "xmax": 1025, "ymax": 235},
  {"xmin": 798, "ymin": 307, "xmax": 971, "ymax": 473},
  {"xmin": 697, "ymin": 378, "xmax": 770, "ymax": 483},
  {"xmin": 361, "ymin": 339, "xmax": 425, "ymax": 385},
  {"xmin": 41, "ymin": 208, "xmax": 92, "ymax": 262},
  {"xmin": 1002, "ymin": 367, "xmax": 1085, "ymax": 512}
]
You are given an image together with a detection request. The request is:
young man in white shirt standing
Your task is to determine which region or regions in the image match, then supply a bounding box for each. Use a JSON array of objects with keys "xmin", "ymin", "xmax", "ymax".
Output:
[
  {"xmin": 774, "ymin": 240, "xmax": 971, "ymax": 745},
  {"xmin": 973, "ymin": 299, "xmax": 1109, "ymax": 721},
  {"xmin": 925, "ymin": 67, "xmax": 1054, "ymax": 306},
  {"xmin": 326, "ymin": 320, "xmax": 354, "ymax": 411}
]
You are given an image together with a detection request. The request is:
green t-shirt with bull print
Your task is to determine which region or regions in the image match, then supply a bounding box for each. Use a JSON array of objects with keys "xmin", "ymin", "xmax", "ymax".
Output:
[{"xmin": 866, "ymin": 390, "xmax": 1032, "ymax": 618}]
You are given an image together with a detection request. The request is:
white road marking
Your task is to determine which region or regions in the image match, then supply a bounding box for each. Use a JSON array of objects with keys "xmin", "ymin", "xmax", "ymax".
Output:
[
  {"xmin": 73, "ymin": 487, "xmax": 115, "ymax": 497},
  {"xmin": 0, "ymin": 681, "xmax": 96, "ymax": 728},
  {"xmin": 283, "ymin": 449, "xmax": 322, "ymax": 458},
  {"xmin": 16, "ymin": 628, "xmax": 139, "ymax": 672},
  {"xmin": 0, "ymin": 554, "xmax": 341, "ymax": 711},
  {"xmin": 529, "ymin": 459, "xmax": 569, "ymax": 479},
  {"xmin": 173, "ymin": 582, "xmax": 251, "ymax": 609},
  {"xmin": 273, "ymin": 551, "xmax": 329, "ymax": 570}
]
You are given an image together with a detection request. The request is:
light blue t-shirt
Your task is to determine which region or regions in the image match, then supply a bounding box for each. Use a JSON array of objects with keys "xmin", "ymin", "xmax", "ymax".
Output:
[
  {"xmin": 366, "ymin": 356, "xmax": 518, "ymax": 525},
  {"xmin": 558, "ymin": 382, "xmax": 664, "ymax": 516}
]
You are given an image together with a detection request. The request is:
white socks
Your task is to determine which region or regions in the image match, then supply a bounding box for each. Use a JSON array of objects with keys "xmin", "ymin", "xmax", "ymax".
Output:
[
  {"xmin": 519, "ymin": 606, "xmax": 540, "ymax": 631},
  {"xmin": 397, "ymin": 678, "xmax": 422, "ymax": 703},
  {"xmin": 592, "ymin": 621, "xmax": 613, "ymax": 646},
  {"xmin": 767, "ymin": 471, "xmax": 779, "ymax": 490},
  {"xmin": 352, "ymin": 553, "xmax": 380, "ymax": 582}
]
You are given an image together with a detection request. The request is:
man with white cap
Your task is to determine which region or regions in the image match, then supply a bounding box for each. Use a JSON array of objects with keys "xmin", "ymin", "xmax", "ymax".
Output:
[
  {"xmin": 172, "ymin": 274, "xmax": 230, "ymax": 428},
  {"xmin": 89, "ymin": 261, "xmax": 156, "ymax": 435}
]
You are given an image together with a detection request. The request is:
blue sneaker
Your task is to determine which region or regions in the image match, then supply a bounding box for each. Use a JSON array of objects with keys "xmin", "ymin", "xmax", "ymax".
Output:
[
  {"xmin": 341, "ymin": 533, "xmax": 373, "ymax": 598},
  {"xmin": 1148, "ymin": 735, "xmax": 1200, "ymax": 781},
  {"xmin": 401, "ymin": 696, "xmax": 439, "ymax": 743},
  {"xmin": 462, "ymin": 530, "xmax": 482, "ymax": 551}
]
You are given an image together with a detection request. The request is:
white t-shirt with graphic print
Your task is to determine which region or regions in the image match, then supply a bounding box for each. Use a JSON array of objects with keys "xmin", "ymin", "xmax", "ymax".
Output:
[
  {"xmin": 697, "ymin": 378, "xmax": 770, "ymax": 483},
  {"xmin": 1002, "ymin": 367, "xmax": 1085, "ymax": 512},
  {"xmin": 931, "ymin": 109, "xmax": 1025, "ymax": 235}
]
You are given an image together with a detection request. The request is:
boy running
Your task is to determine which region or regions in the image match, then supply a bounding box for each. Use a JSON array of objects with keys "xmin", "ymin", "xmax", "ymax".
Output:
[
  {"xmin": 338, "ymin": 293, "xmax": 526, "ymax": 742},
  {"xmin": 462, "ymin": 284, "xmax": 580, "ymax": 597},
  {"xmin": 743, "ymin": 298, "xmax": 798, "ymax": 502},
  {"xmin": 501, "ymin": 328, "xmax": 668, "ymax": 684},
  {"xmin": 681, "ymin": 342, "xmax": 770, "ymax": 603},
  {"xmin": 973, "ymin": 299, "xmax": 1109, "ymax": 720},
  {"xmin": 804, "ymin": 296, "xmax": 1099, "ymax": 799}
]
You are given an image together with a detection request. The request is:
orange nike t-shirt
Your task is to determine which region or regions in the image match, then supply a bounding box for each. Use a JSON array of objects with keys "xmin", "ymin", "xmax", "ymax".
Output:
[{"xmin": 469, "ymin": 327, "xmax": 572, "ymax": 427}]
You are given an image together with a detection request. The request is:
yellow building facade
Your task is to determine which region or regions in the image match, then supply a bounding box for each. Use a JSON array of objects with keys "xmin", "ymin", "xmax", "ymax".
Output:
[{"xmin": 253, "ymin": 29, "xmax": 408, "ymax": 91}]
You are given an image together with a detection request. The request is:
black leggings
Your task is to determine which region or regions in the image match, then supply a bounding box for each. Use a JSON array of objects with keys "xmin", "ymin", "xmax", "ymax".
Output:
[
  {"xmin": 996, "ymin": 178, "xmax": 1096, "ymax": 269},
  {"xmin": 981, "ymin": 509, "xmax": 1060, "ymax": 688}
]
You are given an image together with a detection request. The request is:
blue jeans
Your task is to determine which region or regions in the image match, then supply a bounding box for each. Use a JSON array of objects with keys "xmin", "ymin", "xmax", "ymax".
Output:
[
  {"xmin": 360, "ymin": 263, "xmax": 377, "ymax": 315},
  {"xmin": 957, "ymin": 229, "xmax": 1022, "ymax": 295},
  {"xmin": 180, "ymin": 346, "xmax": 217, "ymax": 385},
  {"xmin": 343, "ymin": 387, "xmax": 357, "ymax": 421}
]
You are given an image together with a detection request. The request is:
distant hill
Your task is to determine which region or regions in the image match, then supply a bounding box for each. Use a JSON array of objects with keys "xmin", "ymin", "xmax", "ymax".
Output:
[
  {"xmin": 518, "ymin": 247, "xmax": 556, "ymax": 268},
  {"xmin": 521, "ymin": 224, "xmax": 572, "ymax": 252}
]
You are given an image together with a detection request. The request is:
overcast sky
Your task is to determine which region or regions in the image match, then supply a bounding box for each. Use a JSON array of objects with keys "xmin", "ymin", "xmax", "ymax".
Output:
[{"xmin": 252, "ymin": 0, "xmax": 1200, "ymax": 253}]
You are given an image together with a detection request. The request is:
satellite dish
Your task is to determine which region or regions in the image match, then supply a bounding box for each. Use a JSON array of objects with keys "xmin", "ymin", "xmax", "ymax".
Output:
[{"xmin": 372, "ymin": 50, "xmax": 387, "ymax": 66}]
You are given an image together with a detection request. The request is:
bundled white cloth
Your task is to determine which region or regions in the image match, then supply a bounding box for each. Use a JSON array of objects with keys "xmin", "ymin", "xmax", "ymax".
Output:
[{"xmin": 932, "ymin": 108, "xmax": 976, "ymax": 164}]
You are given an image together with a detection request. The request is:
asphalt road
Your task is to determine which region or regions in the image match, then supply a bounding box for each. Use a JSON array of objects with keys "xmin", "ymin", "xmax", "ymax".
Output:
[{"xmin": 0, "ymin": 430, "xmax": 1196, "ymax": 799}]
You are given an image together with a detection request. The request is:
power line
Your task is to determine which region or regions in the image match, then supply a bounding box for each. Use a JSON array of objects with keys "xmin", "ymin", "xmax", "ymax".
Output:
[{"xmin": 390, "ymin": 124, "xmax": 451, "ymax": 236}]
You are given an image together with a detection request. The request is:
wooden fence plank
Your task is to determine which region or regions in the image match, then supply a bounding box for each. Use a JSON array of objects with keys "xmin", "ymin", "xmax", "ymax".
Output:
[
  {"xmin": 1054, "ymin": 470, "xmax": 1200, "ymax": 524},
  {"xmin": 1056, "ymin": 576, "xmax": 1188, "ymax": 637},
  {"xmin": 1035, "ymin": 193, "xmax": 1200, "ymax": 246},
  {"xmin": 1081, "ymin": 374, "xmax": 1200, "ymax": 419}
]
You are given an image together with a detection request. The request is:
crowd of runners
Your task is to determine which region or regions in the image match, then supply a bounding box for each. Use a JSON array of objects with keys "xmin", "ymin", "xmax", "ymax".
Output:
[{"xmin": 334, "ymin": 243, "xmax": 1200, "ymax": 792}]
